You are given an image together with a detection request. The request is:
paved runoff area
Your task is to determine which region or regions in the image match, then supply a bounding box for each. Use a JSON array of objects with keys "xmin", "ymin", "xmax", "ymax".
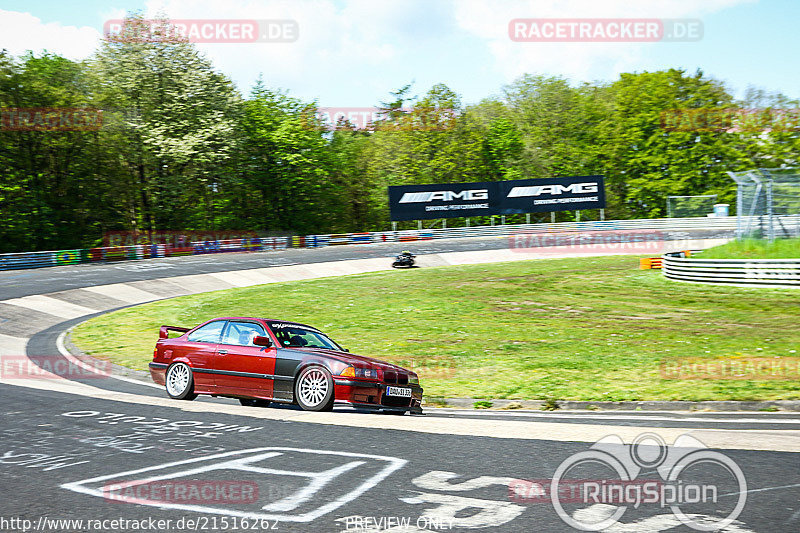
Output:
[{"xmin": 2, "ymin": 234, "xmax": 799, "ymax": 532}]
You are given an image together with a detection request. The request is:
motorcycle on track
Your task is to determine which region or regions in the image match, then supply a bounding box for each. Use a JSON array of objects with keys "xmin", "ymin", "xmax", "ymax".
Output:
[{"xmin": 392, "ymin": 251, "xmax": 416, "ymax": 268}]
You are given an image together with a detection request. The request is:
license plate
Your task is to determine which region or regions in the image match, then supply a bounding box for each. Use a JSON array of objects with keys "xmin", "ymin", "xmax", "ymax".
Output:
[{"xmin": 386, "ymin": 386, "xmax": 412, "ymax": 398}]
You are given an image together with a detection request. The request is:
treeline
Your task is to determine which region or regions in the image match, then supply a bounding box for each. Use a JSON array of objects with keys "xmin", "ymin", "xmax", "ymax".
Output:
[{"xmin": 1, "ymin": 16, "xmax": 798, "ymax": 253}]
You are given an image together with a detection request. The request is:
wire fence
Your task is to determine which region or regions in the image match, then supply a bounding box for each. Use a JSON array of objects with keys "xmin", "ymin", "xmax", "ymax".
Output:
[
  {"xmin": 666, "ymin": 195, "xmax": 718, "ymax": 218},
  {"xmin": 729, "ymin": 168, "xmax": 800, "ymax": 241}
]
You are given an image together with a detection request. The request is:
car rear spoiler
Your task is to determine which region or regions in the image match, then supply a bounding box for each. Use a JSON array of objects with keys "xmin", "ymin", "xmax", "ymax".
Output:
[{"xmin": 159, "ymin": 325, "xmax": 191, "ymax": 339}]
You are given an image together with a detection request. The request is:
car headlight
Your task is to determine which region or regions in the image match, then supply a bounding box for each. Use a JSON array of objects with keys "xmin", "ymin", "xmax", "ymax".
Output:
[
  {"xmin": 340, "ymin": 366, "xmax": 379, "ymax": 379},
  {"xmin": 357, "ymin": 367, "xmax": 379, "ymax": 379}
]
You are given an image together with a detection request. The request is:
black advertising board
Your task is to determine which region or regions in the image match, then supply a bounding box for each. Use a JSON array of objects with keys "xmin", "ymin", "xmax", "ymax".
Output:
[
  {"xmin": 388, "ymin": 175, "xmax": 605, "ymax": 221},
  {"xmin": 388, "ymin": 181, "xmax": 495, "ymax": 221},
  {"xmin": 497, "ymin": 175, "xmax": 605, "ymax": 214}
]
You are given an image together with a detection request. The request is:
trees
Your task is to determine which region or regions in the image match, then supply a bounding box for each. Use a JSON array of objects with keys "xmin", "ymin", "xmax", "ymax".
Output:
[
  {"xmin": 362, "ymin": 83, "xmax": 491, "ymax": 224},
  {"xmin": 0, "ymin": 51, "xmax": 103, "ymax": 252},
  {"xmin": 0, "ymin": 30, "xmax": 796, "ymax": 252},
  {"xmin": 91, "ymin": 14, "xmax": 242, "ymax": 233},
  {"xmin": 598, "ymin": 69, "xmax": 744, "ymax": 218},
  {"xmin": 238, "ymin": 82, "xmax": 333, "ymax": 233}
]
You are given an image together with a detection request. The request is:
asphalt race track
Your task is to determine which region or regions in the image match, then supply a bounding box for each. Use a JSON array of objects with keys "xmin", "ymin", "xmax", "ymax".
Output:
[
  {"xmin": 0, "ymin": 229, "xmax": 732, "ymax": 299},
  {"xmin": 2, "ymin": 233, "xmax": 800, "ymax": 532}
]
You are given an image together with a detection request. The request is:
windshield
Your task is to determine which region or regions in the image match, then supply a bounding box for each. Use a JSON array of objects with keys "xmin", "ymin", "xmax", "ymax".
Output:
[{"xmin": 269, "ymin": 324, "xmax": 342, "ymax": 350}]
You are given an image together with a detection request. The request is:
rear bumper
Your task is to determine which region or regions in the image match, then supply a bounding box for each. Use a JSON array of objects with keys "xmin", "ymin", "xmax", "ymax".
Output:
[
  {"xmin": 149, "ymin": 362, "xmax": 167, "ymax": 385},
  {"xmin": 333, "ymin": 378, "xmax": 423, "ymax": 413}
]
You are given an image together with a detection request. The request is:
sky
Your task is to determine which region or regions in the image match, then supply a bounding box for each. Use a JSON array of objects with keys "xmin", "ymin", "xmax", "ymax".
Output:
[{"xmin": 1, "ymin": 0, "xmax": 798, "ymax": 107}]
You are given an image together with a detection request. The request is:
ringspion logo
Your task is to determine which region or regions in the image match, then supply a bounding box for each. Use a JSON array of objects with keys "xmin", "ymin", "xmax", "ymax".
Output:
[{"xmin": 532, "ymin": 433, "xmax": 747, "ymax": 531}]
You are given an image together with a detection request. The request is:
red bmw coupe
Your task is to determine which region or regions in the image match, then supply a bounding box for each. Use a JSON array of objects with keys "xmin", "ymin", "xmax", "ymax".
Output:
[{"xmin": 150, "ymin": 317, "xmax": 423, "ymax": 414}]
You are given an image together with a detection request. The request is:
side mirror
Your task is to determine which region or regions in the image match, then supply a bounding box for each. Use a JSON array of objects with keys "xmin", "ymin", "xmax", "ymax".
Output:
[
  {"xmin": 343, "ymin": 348, "xmax": 350, "ymax": 353},
  {"xmin": 253, "ymin": 336, "xmax": 272, "ymax": 347}
]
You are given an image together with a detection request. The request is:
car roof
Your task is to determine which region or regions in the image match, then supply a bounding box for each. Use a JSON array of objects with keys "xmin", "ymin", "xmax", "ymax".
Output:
[{"xmin": 211, "ymin": 317, "xmax": 318, "ymax": 330}]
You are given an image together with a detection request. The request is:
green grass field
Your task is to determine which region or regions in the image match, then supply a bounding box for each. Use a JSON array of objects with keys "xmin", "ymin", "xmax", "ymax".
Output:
[
  {"xmin": 71, "ymin": 256, "xmax": 800, "ymax": 401},
  {"xmin": 701, "ymin": 237, "xmax": 800, "ymax": 259}
]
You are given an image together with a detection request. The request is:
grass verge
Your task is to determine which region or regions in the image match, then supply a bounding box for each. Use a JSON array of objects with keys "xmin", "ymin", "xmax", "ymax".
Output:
[
  {"xmin": 701, "ymin": 237, "xmax": 800, "ymax": 259},
  {"xmin": 71, "ymin": 256, "xmax": 800, "ymax": 401}
]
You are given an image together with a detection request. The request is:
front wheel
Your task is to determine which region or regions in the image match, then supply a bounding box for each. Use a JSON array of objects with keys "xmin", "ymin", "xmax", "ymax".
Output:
[
  {"xmin": 165, "ymin": 363, "xmax": 197, "ymax": 401},
  {"xmin": 295, "ymin": 366, "xmax": 334, "ymax": 411}
]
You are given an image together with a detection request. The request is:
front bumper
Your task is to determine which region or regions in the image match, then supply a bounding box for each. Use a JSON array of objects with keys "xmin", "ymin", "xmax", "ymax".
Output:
[{"xmin": 333, "ymin": 378, "xmax": 423, "ymax": 413}]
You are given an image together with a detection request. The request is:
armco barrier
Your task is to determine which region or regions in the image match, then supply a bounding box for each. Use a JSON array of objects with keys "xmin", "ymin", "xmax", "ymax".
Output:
[
  {"xmin": 2, "ymin": 215, "xmax": 798, "ymax": 272},
  {"xmin": 662, "ymin": 253, "xmax": 800, "ymax": 287},
  {"xmin": 0, "ymin": 238, "xmax": 289, "ymax": 271}
]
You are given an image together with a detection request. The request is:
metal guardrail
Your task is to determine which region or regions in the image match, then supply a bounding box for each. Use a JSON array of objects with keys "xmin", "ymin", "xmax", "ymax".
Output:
[
  {"xmin": 2, "ymin": 215, "xmax": 797, "ymax": 272},
  {"xmin": 0, "ymin": 238, "xmax": 288, "ymax": 271},
  {"xmin": 662, "ymin": 252, "xmax": 800, "ymax": 287}
]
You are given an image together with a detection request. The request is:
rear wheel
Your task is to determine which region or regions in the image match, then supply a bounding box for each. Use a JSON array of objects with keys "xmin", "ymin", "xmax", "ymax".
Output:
[
  {"xmin": 239, "ymin": 398, "xmax": 271, "ymax": 407},
  {"xmin": 165, "ymin": 363, "xmax": 197, "ymax": 401},
  {"xmin": 295, "ymin": 366, "xmax": 334, "ymax": 411}
]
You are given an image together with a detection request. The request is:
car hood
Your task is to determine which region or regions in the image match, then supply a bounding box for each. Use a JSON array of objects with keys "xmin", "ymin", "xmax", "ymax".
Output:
[{"xmin": 288, "ymin": 347, "xmax": 413, "ymax": 374}]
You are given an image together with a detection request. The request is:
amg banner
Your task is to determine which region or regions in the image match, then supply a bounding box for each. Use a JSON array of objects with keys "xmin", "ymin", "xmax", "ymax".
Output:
[{"xmin": 388, "ymin": 175, "xmax": 605, "ymax": 221}]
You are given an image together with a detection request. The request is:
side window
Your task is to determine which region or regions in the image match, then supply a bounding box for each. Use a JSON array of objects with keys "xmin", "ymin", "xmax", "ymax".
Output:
[
  {"xmin": 187, "ymin": 321, "xmax": 226, "ymax": 343},
  {"xmin": 221, "ymin": 322, "xmax": 267, "ymax": 347}
]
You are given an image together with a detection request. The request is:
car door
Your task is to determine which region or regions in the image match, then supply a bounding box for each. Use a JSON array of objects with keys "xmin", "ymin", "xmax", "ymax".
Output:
[
  {"xmin": 213, "ymin": 320, "xmax": 276, "ymax": 398},
  {"xmin": 177, "ymin": 319, "xmax": 227, "ymax": 390}
]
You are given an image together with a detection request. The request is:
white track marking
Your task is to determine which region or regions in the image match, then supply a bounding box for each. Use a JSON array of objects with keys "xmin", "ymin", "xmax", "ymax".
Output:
[
  {"xmin": 61, "ymin": 447, "xmax": 406, "ymax": 523},
  {"xmin": 428, "ymin": 409, "xmax": 800, "ymax": 425},
  {"xmin": 4, "ymin": 378, "xmax": 800, "ymax": 451},
  {"xmin": 162, "ymin": 273, "xmax": 235, "ymax": 292},
  {"xmin": 2, "ymin": 295, "xmax": 97, "ymax": 319},
  {"xmin": 205, "ymin": 270, "xmax": 267, "ymax": 287},
  {"xmin": 572, "ymin": 504, "xmax": 756, "ymax": 532},
  {"xmin": 0, "ymin": 333, "xmax": 28, "ymax": 356},
  {"xmin": 260, "ymin": 461, "xmax": 366, "ymax": 512},
  {"xmin": 719, "ymin": 482, "xmax": 800, "ymax": 497},
  {"xmin": 412, "ymin": 471, "xmax": 514, "ymax": 492},
  {"xmin": 56, "ymin": 331, "xmax": 162, "ymax": 389},
  {"xmin": 81, "ymin": 283, "xmax": 161, "ymax": 304}
]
